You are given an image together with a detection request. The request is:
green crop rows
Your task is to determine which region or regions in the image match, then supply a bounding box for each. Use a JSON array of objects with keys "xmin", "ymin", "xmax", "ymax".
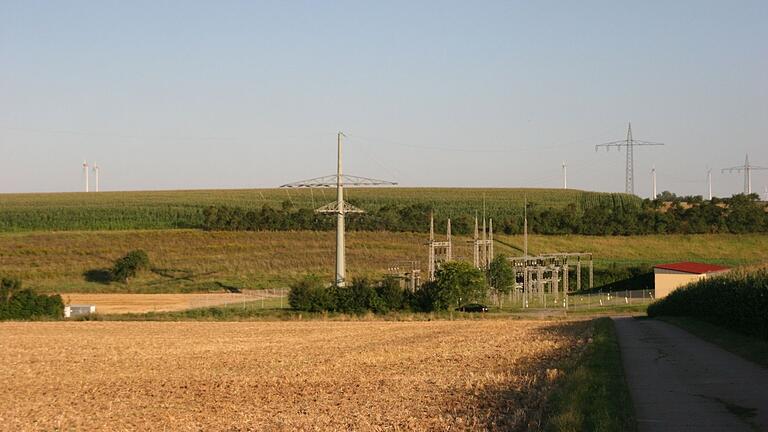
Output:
[{"xmin": 0, "ymin": 188, "xmax": 640, "ymax": 232}]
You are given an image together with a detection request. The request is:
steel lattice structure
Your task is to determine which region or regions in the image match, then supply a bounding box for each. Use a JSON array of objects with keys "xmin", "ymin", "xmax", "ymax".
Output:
[
  {"xmin": 722, "ymin": 154, "xmax": 767, "ymax": 195},
  {"xmin": 595, "ymin": 123, "xmax": 664, "ymax": 195}
]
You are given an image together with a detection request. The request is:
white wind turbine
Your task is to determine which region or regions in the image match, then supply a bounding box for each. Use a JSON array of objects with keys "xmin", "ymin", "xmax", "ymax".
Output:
[
  {"xmin": 82, "ymin": 160, "xmax": 89, "ymax": 192},
  {"xmin": 92, "ymin": 163, "xmax": 100, "ymax": 192}
]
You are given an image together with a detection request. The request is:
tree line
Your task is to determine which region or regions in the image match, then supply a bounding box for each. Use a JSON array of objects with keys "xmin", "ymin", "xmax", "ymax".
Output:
[
  {"xmin": 202, "ymin": 193, "xmax": 768, "ymax": 235},
  {"xmin": 289, "ymin": 261, "xmax": 490, "ymax": 314}
]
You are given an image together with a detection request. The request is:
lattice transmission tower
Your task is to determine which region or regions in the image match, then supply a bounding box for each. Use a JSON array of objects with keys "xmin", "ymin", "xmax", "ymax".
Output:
[
  {"xmin": 721, "ymin": 154, "xmax": 767, "ymax": 195},
  {"xmin": 595, "ymin": 123, "xmax": 665, "ymax": 195}
]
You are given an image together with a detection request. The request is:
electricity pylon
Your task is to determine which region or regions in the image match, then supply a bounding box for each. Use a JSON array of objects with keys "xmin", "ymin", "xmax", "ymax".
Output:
[
  {"xmin": 722, "ymin": 154, "xmax": 767, "ymax": 195},
  {"xmin": 595, "ymin": 122, "xmax": 664, "ymax": 195},
  {"xmin": 281, "ymin": 132, "xmax": 396, "ymax": 286}
]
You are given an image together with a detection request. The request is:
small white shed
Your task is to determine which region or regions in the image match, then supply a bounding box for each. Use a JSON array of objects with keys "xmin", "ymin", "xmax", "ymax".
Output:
[{"xmin": 64, "ymin": 305, "xmax": 96, "ymax": 318}]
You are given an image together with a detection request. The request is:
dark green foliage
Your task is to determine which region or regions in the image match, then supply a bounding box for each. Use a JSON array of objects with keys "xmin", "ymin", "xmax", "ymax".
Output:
[
  {"xmin": 488, "ymin": 254, "xmax": 515, "ymax": 295},
  {"xmin": 647, "ymin": 268, "xmax": 768, "ymax": 340},
  {"xmin": 289, "ymin": 276, "xmax": 412, "ymax": 314},
  {"xmin": 288, "ymin": 275, "xmax": 333, "ymax": 312},
  {"xmin": 0, "ymin": 277, "xmax": 64, "ymax": 320},
  {"xmin": 330, "ymin": 278, "xmax": 380, "ymax": 314},
  {"xmin": 112, "ymin": 250, "xmax": 151, "ymax": 283},
  {"xmin": 201, "ymin": 194, "xmax": 768, "ymax": 236},
  {"xmin": 413, "ymin": 261, "xmax": 487, "ymax": 311},
  {"xmin": 375, "ymin": 277, "xmax": 408, "ymax": 313}
]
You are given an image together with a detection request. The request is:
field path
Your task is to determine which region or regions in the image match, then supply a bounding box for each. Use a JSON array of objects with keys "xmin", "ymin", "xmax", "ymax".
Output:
[{"xmin": 613, "ymin": 317, "xmax": 768, "ymax": 431}]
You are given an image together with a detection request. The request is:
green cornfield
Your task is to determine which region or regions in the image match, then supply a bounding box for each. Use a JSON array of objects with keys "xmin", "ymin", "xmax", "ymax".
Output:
[{"xmin": 0, "ymin": 188, "xmax": 640, "ymax": 232}]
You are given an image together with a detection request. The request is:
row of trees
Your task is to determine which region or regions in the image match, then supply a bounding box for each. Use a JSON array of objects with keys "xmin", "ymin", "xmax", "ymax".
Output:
[
  {"xmin": 289, "ymin": 261, "xmax": 491, "ymax": 314},
  {"xmin": 203, "ymin": 194, "xmax": 768, "ymax": 235}
]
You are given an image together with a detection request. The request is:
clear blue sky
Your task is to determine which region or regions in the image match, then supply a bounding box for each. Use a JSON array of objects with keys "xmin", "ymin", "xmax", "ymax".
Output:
[{"xmin": 1, "ymin": 0, "xmax": 766, "ymax": 197}]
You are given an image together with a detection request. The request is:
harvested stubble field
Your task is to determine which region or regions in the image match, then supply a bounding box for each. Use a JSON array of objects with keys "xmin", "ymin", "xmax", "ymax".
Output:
[
  {"xmin": 64, "ymin": 291, "xmax": 284, "ymax": 314},
  {"xmin": 0, "ymin": 320, "xmax": 590, "ymax": 431}
]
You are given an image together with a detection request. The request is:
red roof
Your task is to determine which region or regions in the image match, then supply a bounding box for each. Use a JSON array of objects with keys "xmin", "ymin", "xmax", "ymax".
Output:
[{"xmin": 654, "ymin": 262, "xmax": 730, "ymax": 274}]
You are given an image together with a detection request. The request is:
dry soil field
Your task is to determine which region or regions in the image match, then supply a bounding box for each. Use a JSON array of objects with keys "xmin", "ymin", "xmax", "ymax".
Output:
[
  {"xmin": 64, "ymin": 291, "xmax": 286, "ymax": 314},
  {"xmin": 0, "ymin": 320, "xmax": 590, "ymax": 431}
]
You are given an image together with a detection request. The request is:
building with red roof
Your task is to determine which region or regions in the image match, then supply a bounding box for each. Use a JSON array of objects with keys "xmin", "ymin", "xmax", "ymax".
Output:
[{"xmin": 654, "ymin": 261, "xmax": 730, "ymax": 298}]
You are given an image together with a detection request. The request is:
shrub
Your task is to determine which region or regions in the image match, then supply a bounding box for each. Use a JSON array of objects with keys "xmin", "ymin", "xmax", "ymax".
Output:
[
  {"xmin": 288, "ymin": 275, "xmax": 333, "ymax": 312},
  {"xmin": 375, "ymin": 277, "xmax": 408, "ymax": 313},
  {"xmin": 0, "ymin": 277, "xmax": 64, "ymax": 320},
  {"xmin": 331, "ymin": 278, "xmax": 379, "ymax": 314},
  {"xmin": 414, "ymin": 261, "xmax": 487, "ymax": 311},
  {"xmin": 647, "ymin": 268, "xmax": 768, "ymax": 340},
  {"xmin": 112, "ymin": 250, "xmax": 151, "ymax": 283}
]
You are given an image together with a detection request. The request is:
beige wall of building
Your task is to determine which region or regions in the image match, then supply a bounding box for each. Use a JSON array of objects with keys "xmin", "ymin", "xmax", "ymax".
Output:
[
  {"xmin": 654, "ymin": 268, "xmax": 704, "ymax": 298},
  {"xmin": 653, "ymin": 268, "xmax": 729, "ymax": 298}
]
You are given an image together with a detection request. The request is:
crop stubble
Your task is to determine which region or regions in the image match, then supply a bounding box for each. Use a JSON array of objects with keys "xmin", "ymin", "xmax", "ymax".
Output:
[{"xmin": 0, "ymin": 320, "xmax": 590, "ymax": 431}]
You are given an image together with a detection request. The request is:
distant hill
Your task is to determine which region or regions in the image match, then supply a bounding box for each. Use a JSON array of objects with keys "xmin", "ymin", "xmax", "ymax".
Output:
[{"xmin": 0, "ymin": 188, "xmax": 640, "ymax": 232}]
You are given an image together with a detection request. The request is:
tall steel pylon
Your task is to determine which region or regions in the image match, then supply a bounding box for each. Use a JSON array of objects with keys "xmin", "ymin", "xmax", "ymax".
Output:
[
  {"xmin": 722, "ymin": 154, "xmax": 767, "ymax": 195},
  {"xmin": 595, "ymin": 123, "xmax": 665, "ymax": 195},
  {"xmin": 281, "ymin": 132, "xmax": 397, "ymax": 286}
]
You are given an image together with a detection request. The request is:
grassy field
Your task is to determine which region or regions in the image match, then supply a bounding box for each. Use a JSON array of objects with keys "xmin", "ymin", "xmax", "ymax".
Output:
[
  {"xmin": 2, "ymin": 230, "xmax": 766, "ymax": 293},
  {"xmin": 0, "ymin": 319, "xmax": 591, "ymax": 431},
  {"xmin": 544, "ymin": 318, "xmax": 635, "ymax": 431},
  {"xmin": 0, "ymin": 187, "xmax": 639, "ymax": 231}
]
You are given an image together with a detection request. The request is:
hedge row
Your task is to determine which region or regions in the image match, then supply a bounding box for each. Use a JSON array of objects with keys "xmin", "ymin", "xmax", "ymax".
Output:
[
  {"xmin": 647, "ymin": 268, "xmax": 768, "ymax": 340},
  {"xmin": 0, "ymin": 277, "xmax": 64, "ymax": 320},
  {"xmin": 289, "ymin": 262, "xmax": 488, "ymax": 314}
]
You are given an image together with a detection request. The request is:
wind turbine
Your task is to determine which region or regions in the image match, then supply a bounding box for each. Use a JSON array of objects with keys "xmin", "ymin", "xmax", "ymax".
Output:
[
  {"xmin": 562, "ymin": 161, "xmax": 567, "ymax": 189},
  {"xmin": 82, "ymin": 160, "xmax": 89, "ymax": 192},
  {"xmin": 92, "ymin": 163, "xmax": 100, "ymax": 192}
]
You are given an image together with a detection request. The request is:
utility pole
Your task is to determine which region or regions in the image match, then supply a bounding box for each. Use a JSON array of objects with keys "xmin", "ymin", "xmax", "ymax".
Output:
[
  {"xmin": 334, "ymin": 132, "xmax": 346, "ymax": 284},
  {"xmin": 281, "ymin": 132, "xmax": 396, "ymax": 286},
  {"xmin": 651, "ymin": 165, "xmax": 657, "ymax": 199},
  {"xmin": 595, "ymin": 122, "xmax": 665, "ymax": 195},
  {"xmin": 722, "ymin": 154, "xmax": 767, "ymax": 195},
  {"xmin": 562, "ymin": 161, "xmax": 567, "ymax": 189},
  {"xmin": 523, "ymin": 196, "xmax": 528, "ymax": 258}
]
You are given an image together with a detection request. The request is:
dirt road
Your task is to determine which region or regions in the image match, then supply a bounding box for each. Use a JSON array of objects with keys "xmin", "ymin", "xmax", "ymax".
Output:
[{"xmin": 613, "ymin": 317, "xmax": 768, "ymax": 431}]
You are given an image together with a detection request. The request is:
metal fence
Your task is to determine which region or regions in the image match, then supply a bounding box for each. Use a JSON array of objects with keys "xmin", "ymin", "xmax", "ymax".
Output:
[
  {"xmin": 491, "ymin": 288, "xmax": 655, "ymax": 310},
  {"xmin": 187, "ymin": 288, "xmax": 290, "ymax": 310}
]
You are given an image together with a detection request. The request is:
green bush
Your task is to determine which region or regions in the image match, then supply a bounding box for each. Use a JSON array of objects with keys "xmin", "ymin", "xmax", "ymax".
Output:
[
  {"xmin": 112, "ymin": 250, "xmax": 151, "ymax": 283},
  {"xmin": 413, "ymin": 261, "xmax": 487, "ymax": 312},
  {"xmin": 647, "ymin": 268, "xmax": 768, "ymax": 340},
  {"xmin": 288, "ymin": 275, "xmax": 333, "ymax": 312},
  {"xmin": 0, "ymin": 277, "xmax": 64, "ymax": 320},
  {"xmin": 289, "ymin": 275, "xmax": 412, "ymax": 314}
]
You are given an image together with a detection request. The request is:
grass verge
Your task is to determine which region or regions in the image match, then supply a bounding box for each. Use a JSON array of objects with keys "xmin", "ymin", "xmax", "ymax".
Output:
[
  {"xmin": 657, "ymin": 316, "xmax": 768, "ymax": 368},
  {"xmin": 544, "ymin": 317, "xmax": 636, "ymax": 432}
]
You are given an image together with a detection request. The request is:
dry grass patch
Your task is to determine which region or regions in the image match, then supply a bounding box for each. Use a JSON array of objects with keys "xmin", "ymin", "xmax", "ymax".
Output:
[{"xmin": 0, "ymin": 320, "xmax": 590, "ymax": 431}]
